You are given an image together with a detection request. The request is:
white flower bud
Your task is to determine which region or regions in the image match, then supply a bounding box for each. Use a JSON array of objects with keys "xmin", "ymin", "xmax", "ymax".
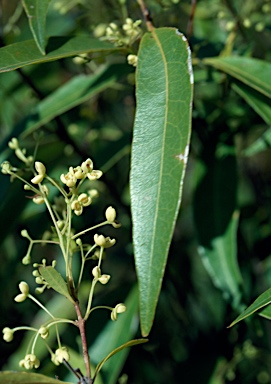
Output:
[
  {"xmin": 87, "ymin": 170, "xmax": 103, "ymax": 181},
  {"xmin": 35, "ymin": 161, "xmax": 46, "ymax": 175},
  {"xmin": 81, "ymin": 158, "xmax": 93, "ymax": 174},
  {"xmin": 33, "ymin": 196, "xmax": 45, "ymax": 204},
  {"xmin": 31, "ymin": 174, "xmax": 45, "ymax": 184},
  {"xmin": 3, "ymin": 327, "xmax": 14, "ymax": 342},
  {"xmin": 19, "ymin": 281, "xmax": 29, "ymax": 295},
  {"xmin": 98, "ymin": 274, "xmax": 111, "ymax": 284},
  {"xmin": 8, "ymin": 138, "xmax": 19, "ymax": 149},
  {"xmin": 14, "ymin": 293, "xmax": 27, "ymax": 302},
  {"xmin": 111, "ymin": 303, "xmax": 126, "ymax": 321},
  {"xmin": 21, "ymin": 229, "xmax": 29, "ymax": 238},
  {"xmin": 92, "ymin": 266, "xmax": 101, "ymax": 278},
  {"xmin": 105, "ymin": 206, "xmax": 116, "ymax": 223},
  {"xmin": 55, "ymin": 347, "xmax": 70, "ymax": 364}
]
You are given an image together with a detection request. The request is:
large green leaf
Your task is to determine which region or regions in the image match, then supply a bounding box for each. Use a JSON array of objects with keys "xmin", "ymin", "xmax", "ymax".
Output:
[
  {"xmin": 19, "ymin": 63, "xmax": 131, "ymax": 138},
  {"xmin": 22, "ymin": 0, "xmax": 52, "ymax": 55},
  {"xmin": 0, "ymin": 371, "xmax": 72, "ymax": 384},
  {"xmin": 130, "ymin": 28, "xmax": 193, "ymax": 337},
  {"xmin": 229, "ymin": 287, "xmax": 271, "ymax": 327},
  {"xmin": 194, "ymin": 155, "xmax": 243, "ymax": 309},
  {"xmin": 204, "ymin": 56, "xmax": 271, "ymax": 98},
  {"xmin": 0, "ymin": 36, "xmax": 121, "ymax": 73}
]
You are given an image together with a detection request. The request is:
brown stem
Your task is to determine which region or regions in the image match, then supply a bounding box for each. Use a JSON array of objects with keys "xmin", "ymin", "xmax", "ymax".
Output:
[
  {"xmin": 186, "ymin": 0, "xmax": 197, "ymax": 42},
  {"xmin": 137, "ymin": 0, "xmax": 154, "ymax": 32},
  {"xmin": 74, "ymin": 301, "xmax": 91, "ymax": 379}
]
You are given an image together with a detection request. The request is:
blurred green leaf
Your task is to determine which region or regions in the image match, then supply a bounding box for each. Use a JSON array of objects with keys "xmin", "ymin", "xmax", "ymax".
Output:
[
  {"xmin": 232, "ymin": 81, "xmax": 271, "ymax": 126},
  {"xmin": 0, "ymin": 37, "xmax": 122, "ymax": 73},
  {"xmin": 130, "ymin": 28, "xmax": 193, "ymax": 337},
  {"xmin": 242, "ymin": 127, "xmax": 271, "ymax": 157},
  {"xmin": 194, "ymin": 155, "xmax": 243, "ymax": 309},
  {"xmin": 259, "ymin": 304, "xmax": 271, "ymax": 321},
  {"xmin": 20, "ymin": 63, "xmax": 132, "ymax": 138},
  {"xmin": 0, "ymin": 371, "xmax": 72, "ymax": 383},
  {"xmin": 93, "ymin": 339, "xmax": 147, "ymax": 383},
  {"xmin": 229, "ymin": 287, "xmax": 271, "ymax": 327},
  {"xmin": 204, "ymin": 57, "xmax": 271, "ymax": 98},
  {"xmin": 22, "ymin": 0, "xmax": 52, "ymax": 55},
  {"xmin": 39, "ymin": 266, "xmax": 75, "ymax": 303},
  {"xmin": 90, "ymin": 285, "xmax": 141, "ymax": 384}
]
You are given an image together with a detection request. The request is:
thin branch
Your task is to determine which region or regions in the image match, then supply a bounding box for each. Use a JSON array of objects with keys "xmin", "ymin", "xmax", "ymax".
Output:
[
  {"xmin": 137, "ymin": 0, "xmax": 154, "ymax": 32},
  {"xmin": 186, "ymin": 0, "xmax": 197, "ymax": 42}
]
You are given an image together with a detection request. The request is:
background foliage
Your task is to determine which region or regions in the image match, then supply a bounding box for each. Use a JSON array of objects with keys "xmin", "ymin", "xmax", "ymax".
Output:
[{"xmin": 1, "ymin": 0, "xmax": 271, "ymax": 383}]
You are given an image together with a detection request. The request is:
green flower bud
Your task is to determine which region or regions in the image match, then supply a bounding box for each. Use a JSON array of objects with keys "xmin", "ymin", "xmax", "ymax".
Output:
[{"xmin": 21, "ymin": 229, "xmax": 29, "ymax": 238}]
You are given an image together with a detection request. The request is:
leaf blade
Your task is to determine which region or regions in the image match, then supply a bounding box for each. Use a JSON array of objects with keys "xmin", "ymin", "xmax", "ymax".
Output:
[
  {"xmin": 229, "ymin": 287, "xmax": 271, "ymax": 327},
  {"xmin": 130, "ymin": 28, "xmax": 193, "ymax": 337},
  {"xmin": 194, "ymin": 155, "xmax": 243, "ymax": 309},
  {"xmin": 19, "ymin": 63, "xmax": 132, "ymax": 138},
  {"xmin": 0, "ymin": 371, "xmax": 72, "ymax": 384},
  {"xmin": 0, "ymin": 36, "xmax": 122, "ymax": 73},
  {"xmin": 204, "ymin": 56, "xmax": 271, "ymax": 98},
  {"xmin": 22, "ymin": 0, "xmax": 52, "ymax": 54},
  {"xmin": 39, "ymin": 266, "xmax": 75, "ymax": 303}
]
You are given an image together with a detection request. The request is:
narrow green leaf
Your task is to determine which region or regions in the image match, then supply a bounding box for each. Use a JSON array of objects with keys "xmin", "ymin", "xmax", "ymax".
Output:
[
  {"xmin": 19, "ymin": 63, "xmax": 132, "ymax": 138},
  {"xmin": 0, "ymin": 37, "xmax": 122, "ymax": 73},
  {"xmin": 259, "ymin": 304, "xmax": 271, "ymax": 320},
  {"xmin": 204, "ymin": 56, "xmax": 271, "ymax": 98},
  {"xmin": 0, "ymin": 371, "xmax": 72, "ymax": 384},
  {"xmin": 242, "ymin": 127, "xmax": 271, "ymax": 157},
  {"xmin": 93, "ymin": 339, "xmax": 148, "ymax": 382},
  {"xmin": 39, "ymin": 266, "xmax": 75, "ymax": 303},
  {"xmin": 232, "ymin": 81, "xmax": 271, "ymax": 126},
  {"xmin": 194, "ymin": 155, "xmax": 243, "ymax": 309},
  {"xmin": 130, "ymin": 28, "xmax": 193, "ymax": 337},
  {"xmin": 90, "ymin": 285, "xmax": 141, "ymax": 384},
  {"xmin": 229, "ymin": 287, "xmax": 271, "ymax": 327},
  {"xmin": 22, "ymin": 0, "xmax": 52, "ymax": 55}
]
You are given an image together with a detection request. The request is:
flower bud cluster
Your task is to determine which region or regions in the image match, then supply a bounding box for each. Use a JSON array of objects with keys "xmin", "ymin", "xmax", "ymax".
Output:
[
  {"xmin": 19, "ymin": 354, "xmax": 40, "ymax": 369},
  {"xmin": 1, "ymin": 161, "xmax": 17, "ymax": 175},
  {"xmin": 60, "ymin": 158, "xmax": 102, "ymax": 188},
  {"xmin": 92, "ymin": 266, "xmax": 111, "ymax": 285},
  {"xmin": 101, "ymin": 17, "xmax": 142, "ymax": 47}
]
